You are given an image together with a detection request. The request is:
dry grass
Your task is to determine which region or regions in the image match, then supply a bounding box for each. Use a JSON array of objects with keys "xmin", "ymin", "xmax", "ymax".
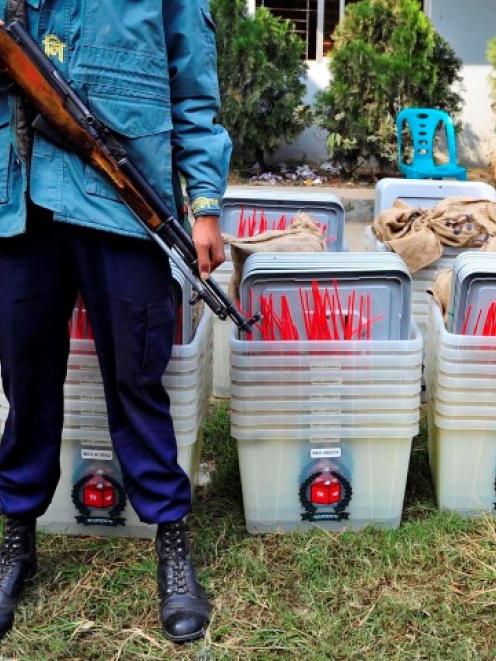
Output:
[{"xmin": 1, "ymin": 403, "xmax": 496, "ymax": 660}]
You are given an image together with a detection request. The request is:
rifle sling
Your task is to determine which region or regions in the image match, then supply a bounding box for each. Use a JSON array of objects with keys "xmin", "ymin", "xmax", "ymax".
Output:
[{"xmin": 6, "ymin": 0, "xmax": 33, "ymax": 167}]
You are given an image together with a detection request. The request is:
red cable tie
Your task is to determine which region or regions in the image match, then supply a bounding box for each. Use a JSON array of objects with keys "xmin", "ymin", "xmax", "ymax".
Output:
[
  {"xmin": 366, "ymin": 294, "xmax": 372, "ymax": 340},
  {"xmin": 311, "ymin": 281, "xmax": 323, "ymax": 339},
  {"xmin": 349, "ymin": 289, "xmax": 356, "ymax": 341},
  {"xmin": 332, "ymin": 280, "xmax": 346, "ymax": 335},
  {"xmin": 250, "ymin": 209, "xmax": 258, "ymax": 237},
  {"xmin": 461, "ymin": 305, "xmax": 473, "ymax": 336},
  {"xmin": 482, "ymin": 305, "xmax": 492, "ymax": 337},
  {"xmin": 490, "ymin": 302, "xmax": 496, "ymax": 337},
  {"xmin": 352, "ymin": 314, "xmax": 384, "ymax": 339},
  {"xmin": 280, "ymin": 296, "xmax": 294, "ymax": 340},
  {"xmin": 299, "ymin": 288, "xmax": 311, "ymax": 339},
  {"xmin": 238, "ymin": 207, "xmax": 245, "ymax": 238},
  {"xmin": 76, "ymin": 303, "xmax": 85, "ymax": 339},
  {"xmin": 343, "ymin": 293, "xmax": 350, "ymax": 340},
  {"xmin": 358, "ymin": 294, "xmax": 364, "ymax": 340},
  {"xmin": 330, "ymin": 293, "xmax": 339, "ymax": 340},
  {"xmin": 473, "ymin": 308, "xmax": 483, "ymax": 336},
  {"xmin": 260, "ymin": 210, "xmax": 267, "ymax": 234},
  {"xmin": 306, "ymin": 290, "xmax": 317, "ymax": 340}
]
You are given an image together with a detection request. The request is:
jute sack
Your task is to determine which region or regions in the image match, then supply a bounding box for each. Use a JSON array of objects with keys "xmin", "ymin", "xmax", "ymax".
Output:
[
  {"xmin": 374, "ymin": 198, "xmax": 496, "ymax": 273},
  {"xmin": 223, "ymin": 213, "xmax": 327, "ymax": 299}
]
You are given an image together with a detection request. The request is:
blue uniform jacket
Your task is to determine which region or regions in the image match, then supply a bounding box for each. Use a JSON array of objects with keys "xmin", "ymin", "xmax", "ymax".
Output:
[{"xmin": 0, "ymin": 0, "xmax": 232, "ymax": 238}]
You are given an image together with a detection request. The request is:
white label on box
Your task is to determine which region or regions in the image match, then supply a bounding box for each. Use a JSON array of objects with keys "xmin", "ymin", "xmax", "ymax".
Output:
[
  {"xmin": 81, "ymin": 449, "xmax": 113, "ymax": 461},
  {"xmin": 310, "ymin": 447, "xmax": 342, "ymax": 459}
]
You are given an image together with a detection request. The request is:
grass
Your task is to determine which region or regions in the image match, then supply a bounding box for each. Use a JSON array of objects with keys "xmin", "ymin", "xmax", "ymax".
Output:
[{"xmin": 1, "ymin": 402, "xmax": 496, "ymax": 660}]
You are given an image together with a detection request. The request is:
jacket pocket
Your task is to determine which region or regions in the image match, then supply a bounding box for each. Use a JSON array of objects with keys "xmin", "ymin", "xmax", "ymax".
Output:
[
  {"xmin": 0, "ymin": 97, "xmax": 11, "ymax": 204},
  {"xmin": 84, "ymin": 92, "xmax": 173, "ymax": 203}
]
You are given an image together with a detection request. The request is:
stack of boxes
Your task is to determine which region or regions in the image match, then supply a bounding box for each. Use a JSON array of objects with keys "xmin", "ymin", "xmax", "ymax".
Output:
[
  {"xmin": 230, "ymin": 252, "xmax": 423, "ymax": 533},
  {"xmin": 213, "ymin": 189, "xmax": 346, "ymax": 397},
  {"xmin": 426, "ymin": 253, "xmax": 496, "ymax": 516},
  {"xmin": 0, "ymin": 280, "xmax": 213, "ymax": 539},
  {"xmin": 366, "ymin": 178, "xmax": 496, "ymax": 338}
]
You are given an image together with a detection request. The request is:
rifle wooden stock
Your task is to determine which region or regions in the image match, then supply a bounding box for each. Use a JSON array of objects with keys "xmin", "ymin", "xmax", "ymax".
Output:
[{"xmin": 0, "ymin": 21, "xmax": 260, "ymax": 332}]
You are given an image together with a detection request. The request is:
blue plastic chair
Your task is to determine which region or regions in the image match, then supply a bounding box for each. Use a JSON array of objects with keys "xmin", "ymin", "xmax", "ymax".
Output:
[{"xmin": 396, "ymin": 108, "xmax": 467, "ymax": 181}]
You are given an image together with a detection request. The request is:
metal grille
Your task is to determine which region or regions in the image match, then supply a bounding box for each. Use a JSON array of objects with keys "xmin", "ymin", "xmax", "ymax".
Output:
[
  {"xmin": 257, "ymin": 0, "xmax": 427, "ymax": 61},
  {"xmin": 256, "ymin": 0, "xmax": 318, "ymax": 60},
  {"xmin": 323, "ymin": 0, "xmax": 339, "ymax": 56},
  {"xmin": 324, "ymin": 0, "xmax": 362, "ymax": 55}
]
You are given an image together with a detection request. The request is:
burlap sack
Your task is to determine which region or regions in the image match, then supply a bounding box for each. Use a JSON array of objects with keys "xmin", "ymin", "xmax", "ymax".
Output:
[
  {"xmin": 430, "ymin": 268, "xmax": 453, "ymax": 323},
  {"xmin": 373, "ymin": 197, "xmax": 496, "ymax": 273},
  {"xmin": 374, "ymin": 201, "xmax": 442, "ymax": 273},
  {"xmin": 481, "ymin": 236, "xmax": 496, "ymax": 252},
  {"xmin": 223, "ymin": 213, "xmax": 327, "ymax": 299}
]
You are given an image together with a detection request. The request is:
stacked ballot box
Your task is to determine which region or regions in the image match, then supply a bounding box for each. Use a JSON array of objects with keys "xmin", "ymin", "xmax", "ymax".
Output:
[
  {"xmin": 0, "ymin": 310, "xmax": 213, "ymax": 539},
  {"xmin": 230, "ymin": 253, "xmax": 422, "ymax": 533},
  {"xmin": 366, "ymin": 178, "xmax": 496, "ymax": 339},
  {"xmin": 425, "ymin": 253, "xmax": 496, "ymax": 516},
  {"xmin": 213, "ymin": 188, "xmax": 346, "ymax": 397}
]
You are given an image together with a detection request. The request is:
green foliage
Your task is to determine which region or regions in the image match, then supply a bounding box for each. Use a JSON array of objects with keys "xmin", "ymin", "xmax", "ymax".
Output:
[
  {"xmin": 314, "ymin": 0, "xmax": 463, "ymax": 173},
  {"xmin": 488, "ymin": 37, "xmax": 496, "ymax": 105},
  {"xmin": 211, "ymin": 0, "xmax": 311, "ymax": 168}
]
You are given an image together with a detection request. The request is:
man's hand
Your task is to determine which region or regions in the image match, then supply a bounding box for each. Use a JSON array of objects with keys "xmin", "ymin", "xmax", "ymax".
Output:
[{"xmin": 192, "ymin": 215, "xmax": 225, "ymax": 280}]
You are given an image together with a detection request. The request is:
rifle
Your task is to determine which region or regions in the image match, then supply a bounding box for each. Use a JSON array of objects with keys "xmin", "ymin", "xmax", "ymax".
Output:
[{"xmin": 0, "ymin": 20, "xmax": 260, "ymax": 333}]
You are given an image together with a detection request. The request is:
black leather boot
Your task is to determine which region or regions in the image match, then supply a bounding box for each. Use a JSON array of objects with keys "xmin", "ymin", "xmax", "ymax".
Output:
[
  {"xmin": 0, "ymin": 517, "xmax": 37, "ymax": 639},
  {"xmin": 156, "ymin": 520, "xmax": 211, "ymax": 643}
]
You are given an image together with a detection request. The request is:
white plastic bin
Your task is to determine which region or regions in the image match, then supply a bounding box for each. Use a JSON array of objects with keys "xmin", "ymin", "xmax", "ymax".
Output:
[
  {"xmin": 230, "ymin": 326, "xmax": 423, "ymax": 532},
  {"xmin": 374, "ymin": 178, "xmax": 496, "ymax": 216},
  {"xmin": 425, "ymin": 300, "xmax": 496, "ymax": 516},
  {"xmin": 429, "ymin": 414, "xmax": 496, "ymax": 515},
  {"xmin": 214, "ymin": 188, "xmax": 348, "ymax": 397},
  {"xmin": 0, "ymin": 311, "xmax": 213, "ymax": 538},
  {"xmin": 237, "ymin": 433, "xmax": 415, "ymax": 533},
  {"xmin": 367, "ymin": 176, "xmax": 496, "ymax": 345},
  {"xmin": 37, "ymin": 429, "xmax": 204, "ymax": 539}
]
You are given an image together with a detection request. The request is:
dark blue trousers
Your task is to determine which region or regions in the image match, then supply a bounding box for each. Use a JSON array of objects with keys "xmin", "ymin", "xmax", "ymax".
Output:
[{"xmin": 0, "ymin": 205, "xmax": 191, "ymax": 523}]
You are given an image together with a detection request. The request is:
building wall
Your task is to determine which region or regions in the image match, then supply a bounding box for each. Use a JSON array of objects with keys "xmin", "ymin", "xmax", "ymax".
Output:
[
  {"xmin": 267, "ymin": 0, "xmax": 496, "ymax": 167},
  {"xmin": 271, "ymin": 60, "xmax": 331, "ymax": 165},
  {"xmin": 429, "ymin": 0, "xmax": 496, "ymax": 167}
]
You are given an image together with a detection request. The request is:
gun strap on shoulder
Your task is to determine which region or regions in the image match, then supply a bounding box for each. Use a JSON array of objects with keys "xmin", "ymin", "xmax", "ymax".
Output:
[{"xmin": 6, "ymin": 0, "xmax": 34, "ymax": 167}]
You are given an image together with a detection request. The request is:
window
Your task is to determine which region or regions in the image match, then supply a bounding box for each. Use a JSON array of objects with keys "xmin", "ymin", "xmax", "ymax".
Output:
[
  {"xmin": 323, "ymin": 0, "xmax": 361, "ymax": 55},
  {"xmin": 256, "ymin": 1, "xmax": 319, "ymax": 60},
  {"xmin": 256, "ymin": 0, "xmax": 426, "ymax": 60}
]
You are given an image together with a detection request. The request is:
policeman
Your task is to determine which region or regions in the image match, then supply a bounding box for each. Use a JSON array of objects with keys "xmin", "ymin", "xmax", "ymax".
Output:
[{"xmin": 0, "ymin": 0, "xmax": 231, "ymax": 644}]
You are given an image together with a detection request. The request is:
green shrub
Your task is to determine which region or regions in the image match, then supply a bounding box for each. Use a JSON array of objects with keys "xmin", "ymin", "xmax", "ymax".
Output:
[
  {"xmin": 314, "ymin": 0, "xmax": 463, "ymax": 174},
  {"xmin": 211, "ymin": 0, "xmax": 311, "ymax": 168}
]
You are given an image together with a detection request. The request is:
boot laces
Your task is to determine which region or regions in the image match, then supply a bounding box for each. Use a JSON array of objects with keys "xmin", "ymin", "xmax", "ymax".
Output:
[
  {"xmin": 0, "ymin": 519, "xmax": 29, "ymax": 574},
  {"xmin": 160, "ymin": 522, "xmax": 189, "ymax": 596}
]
